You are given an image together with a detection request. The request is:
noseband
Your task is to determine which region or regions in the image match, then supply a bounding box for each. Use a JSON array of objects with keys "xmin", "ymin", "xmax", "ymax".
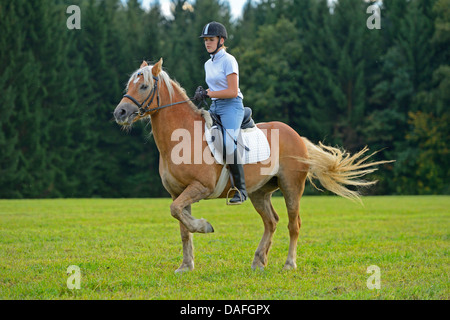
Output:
[{"xmin": 123, "ymin": 75, "xmax": 195, "ymax": 116}]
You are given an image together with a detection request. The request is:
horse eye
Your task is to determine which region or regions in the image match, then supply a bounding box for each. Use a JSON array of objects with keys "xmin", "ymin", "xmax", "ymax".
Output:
[{"xmin": 140, "ymin": 84, "xmax": 148, "ymax": 90}]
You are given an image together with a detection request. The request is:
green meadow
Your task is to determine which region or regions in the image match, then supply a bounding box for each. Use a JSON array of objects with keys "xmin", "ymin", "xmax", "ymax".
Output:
[{"xmin": 0, "ymin": 196, "xmax": 448, "ymax": 299}]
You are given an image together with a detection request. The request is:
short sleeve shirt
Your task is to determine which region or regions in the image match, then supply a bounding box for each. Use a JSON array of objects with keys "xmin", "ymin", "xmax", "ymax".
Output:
[{"xmin": 204, "ymin": 49, "xmax": 244, "ymax": 100}]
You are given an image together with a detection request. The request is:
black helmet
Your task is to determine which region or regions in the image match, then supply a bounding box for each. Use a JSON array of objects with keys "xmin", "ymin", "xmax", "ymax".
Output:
[{"xmin": 199, "ymin": 21, "xmax": 228, "ymax": 39}]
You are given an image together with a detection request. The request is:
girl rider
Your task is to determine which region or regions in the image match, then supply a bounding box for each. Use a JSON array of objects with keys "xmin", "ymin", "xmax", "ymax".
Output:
[{"xmin": 195, "ymin": 21, "xmax": 247, "ymax": 204}]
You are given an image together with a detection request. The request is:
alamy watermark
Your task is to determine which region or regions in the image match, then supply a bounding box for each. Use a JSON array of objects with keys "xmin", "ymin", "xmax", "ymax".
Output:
[
  {"xmin": 66, "ymin": 265, "xmax": 81, "ymax": 290},
  {"xmin": 64, "ymin": 264, "xmax": 380, "ymax": 291},
  {"xmin": 366, "ymin": 1, "xmax": 381, "ymax": 30},
  {"xmin": 65, "ymin": 3, "xmax": 379, "ymax": 31},
  {"xmin": 66, "ymin": 5, "xmax": 81, "ymax": 30},
  {"xmin": 170, "ymin": 121, "xmax": 279, "ymax": 175},
  {"xmin": 366, "ymin": 265, "xmax": 381, "ymax": 290}
]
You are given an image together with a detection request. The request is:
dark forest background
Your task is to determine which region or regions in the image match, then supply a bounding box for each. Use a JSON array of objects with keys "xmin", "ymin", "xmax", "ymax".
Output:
[{"xmin": 0, "ymin": 0, "xmax": 448, "ymax": 198}]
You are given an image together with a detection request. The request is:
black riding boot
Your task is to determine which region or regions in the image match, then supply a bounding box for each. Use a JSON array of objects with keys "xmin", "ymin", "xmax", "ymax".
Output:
[{"xmin": 228, "ymin": 151, "xmax": 248, "ymax": 204}]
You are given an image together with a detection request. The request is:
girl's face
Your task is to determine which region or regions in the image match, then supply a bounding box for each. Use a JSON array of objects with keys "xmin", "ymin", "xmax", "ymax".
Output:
[{"xmin": 204, "ymin": 37, "xmax": 223, "ymax": 53}]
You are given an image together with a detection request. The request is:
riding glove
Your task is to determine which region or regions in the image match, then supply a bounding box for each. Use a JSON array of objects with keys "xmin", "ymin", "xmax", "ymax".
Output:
[{"xmin": 194, "ymin": 86, "xmax": 209, "ymax": 101}]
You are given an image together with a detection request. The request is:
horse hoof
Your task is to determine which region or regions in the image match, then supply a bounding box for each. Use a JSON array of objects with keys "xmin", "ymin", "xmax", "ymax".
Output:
[
  {"xmin": 282, "ymin": 262, "xmax": 297, "ymax": 270},
  {"xmin": 206, "ymin": 222, "xmax": 214, "ymax": 233},
  {"xmin": 199, "ymin": 219, "xmax": 214, "ymax": 233},
  {"xmin": 251, "ymin": 263, "xmax": 265, "ymax": 271},
  {"xmin": 175, "ymin": 264, "xmax": 194, "ymax": 273}
]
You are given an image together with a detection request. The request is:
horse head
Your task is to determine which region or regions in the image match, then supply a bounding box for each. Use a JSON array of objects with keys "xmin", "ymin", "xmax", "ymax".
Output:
[{"xmin": 114, "ymin": 58, "xmax": 163, "ymax": 126}]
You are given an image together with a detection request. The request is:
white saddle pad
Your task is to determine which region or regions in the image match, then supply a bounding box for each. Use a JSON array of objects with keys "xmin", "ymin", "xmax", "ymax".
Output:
[{"xmin": 204, "ymin": 123, "xmax": 270, "ymax": 165}]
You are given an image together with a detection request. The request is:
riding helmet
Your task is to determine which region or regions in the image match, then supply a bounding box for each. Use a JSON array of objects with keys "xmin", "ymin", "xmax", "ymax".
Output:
[{"xmin": 199, "ymin": 21, "xmax": 228, "ymax": 39}]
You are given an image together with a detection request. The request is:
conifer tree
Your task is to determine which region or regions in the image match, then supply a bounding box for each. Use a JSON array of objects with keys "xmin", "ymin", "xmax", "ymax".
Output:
[
  {"xmin": 0, "ymin": 0, "xmax": 61, "ymax": 197},
  {"xmin": 237, "ymin": 18, "xmax": 302, "ymax": 126},
  {"xmin": 401, "ymin": 0, "xmax": 450, "ymax": 194},
  {"xmin": 0, "ymin": 0, "xmax": 447, "ymax": 197},
  {"xmin": 0, "ymin": 1, "xmax": 25, "ymax": 197},
  {"xmin": 368, "ymin": 0, "xmax": 437, "ymax": 194}
]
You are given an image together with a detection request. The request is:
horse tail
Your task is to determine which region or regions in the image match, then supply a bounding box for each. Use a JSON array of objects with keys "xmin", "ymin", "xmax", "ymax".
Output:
[{"xmin": 299, "ymin": 137, "xmax": 393, "ymax": 202}]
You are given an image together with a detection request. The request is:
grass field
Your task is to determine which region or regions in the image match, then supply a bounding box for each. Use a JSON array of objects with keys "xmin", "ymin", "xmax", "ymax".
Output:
[{"xmin": 0, "ymin": 196, "xmax": 448, "ymax": 300}]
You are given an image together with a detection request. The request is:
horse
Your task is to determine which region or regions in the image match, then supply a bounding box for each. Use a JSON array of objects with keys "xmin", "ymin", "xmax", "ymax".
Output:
[{"xmin": 113, "ymin": 59, "xmax": 390, "ymax": 273}]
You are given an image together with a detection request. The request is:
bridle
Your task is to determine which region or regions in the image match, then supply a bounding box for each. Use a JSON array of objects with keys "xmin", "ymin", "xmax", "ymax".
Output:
[{"xmin": 123, "ymin": 75, "xmax": 198, "ymax": 116}]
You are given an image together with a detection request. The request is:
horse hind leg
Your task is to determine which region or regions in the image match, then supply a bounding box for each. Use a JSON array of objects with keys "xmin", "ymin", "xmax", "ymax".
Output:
[
  {"xmin": 279, "ymin": 171, "xmax": 307, "ymax": 270},
  {"xmin": 249, "ymin": 188, "xmax": 279, "ymax": 270}
]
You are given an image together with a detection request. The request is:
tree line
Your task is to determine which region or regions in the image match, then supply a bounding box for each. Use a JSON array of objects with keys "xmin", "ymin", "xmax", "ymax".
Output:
[{"xmin": 0, "ymin": 0, "xmax": 448, "ymax": 198}]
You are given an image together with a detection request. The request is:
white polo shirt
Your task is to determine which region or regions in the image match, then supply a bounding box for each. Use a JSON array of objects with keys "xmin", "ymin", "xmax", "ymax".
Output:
[{"xmin": 204, "ymin": 49, "xmax": 244, "ymax": 100}]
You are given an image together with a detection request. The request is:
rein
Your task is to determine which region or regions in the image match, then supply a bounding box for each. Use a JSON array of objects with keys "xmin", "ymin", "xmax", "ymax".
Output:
[{"xmin": 123, "ymin": 75, "xmax": 200, "ymax": 116}]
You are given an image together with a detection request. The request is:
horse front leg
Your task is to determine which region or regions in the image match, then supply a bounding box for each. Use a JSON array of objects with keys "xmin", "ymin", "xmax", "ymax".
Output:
[
  {"xmin": 170, "ymin": 181, "xmax": 214, "ymax": 234},
  {"xmin": 176, "ymin": 205, "xmax": 195, "ymax": 273},
  {"xmin": 171, "ymin": 182, "xmax": 213, "ymax": 273}
]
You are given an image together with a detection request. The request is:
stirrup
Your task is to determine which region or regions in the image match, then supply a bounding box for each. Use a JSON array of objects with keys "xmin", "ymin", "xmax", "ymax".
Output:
[{"xmin": 226, "ymin": 187, "xmax": 244, "ymax": 205}]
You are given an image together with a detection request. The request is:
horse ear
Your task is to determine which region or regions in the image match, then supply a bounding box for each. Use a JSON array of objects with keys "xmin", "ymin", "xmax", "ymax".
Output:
[
  {"xmin": 140, "ymin": 60, "xmax": 148, "ymax": 68},
  {"xmin": 152, "ymin": 58, "xmax": 163, "ymax": 77}
]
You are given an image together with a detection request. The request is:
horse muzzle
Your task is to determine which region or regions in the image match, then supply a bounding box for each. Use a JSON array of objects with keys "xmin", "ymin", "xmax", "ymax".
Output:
[{"xmin": 114, "ymin": 102, "xmax": 139, "ymax": 125}]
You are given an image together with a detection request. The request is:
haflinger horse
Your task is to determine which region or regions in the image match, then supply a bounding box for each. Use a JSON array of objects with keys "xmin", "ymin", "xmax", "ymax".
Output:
[{"xmin": 114, "ymin": 59, "xmax": 390, "ymax": 273}]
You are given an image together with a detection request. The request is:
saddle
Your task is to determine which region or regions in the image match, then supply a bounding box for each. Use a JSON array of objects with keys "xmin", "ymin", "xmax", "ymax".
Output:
[{"xmin": 241, "ymin": 107, "xmax": 256, "ymax": 129}]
